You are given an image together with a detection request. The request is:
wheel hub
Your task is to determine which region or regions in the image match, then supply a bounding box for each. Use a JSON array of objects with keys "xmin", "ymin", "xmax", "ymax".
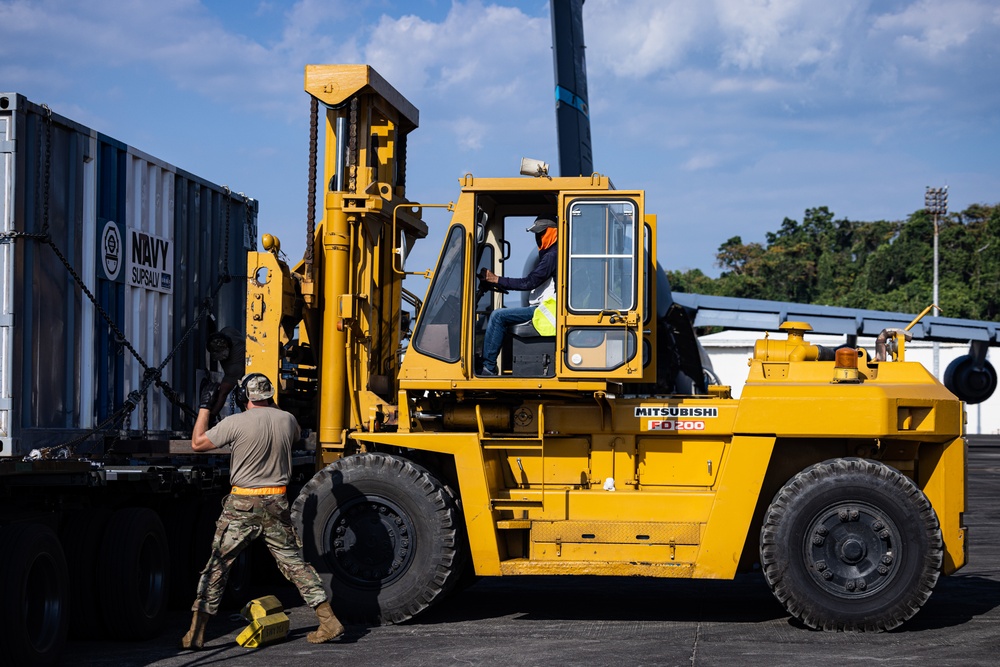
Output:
[
  {"xmin": 806, "ymin": 502, "xmax": 898, "ymax": 597},
  {"xmin": 326, "ymin": 497, "xmax": 415, "ymax": 587},
  {"xmin": 839, "ymin": 538, "xmax": 866, "ymax": 564}
]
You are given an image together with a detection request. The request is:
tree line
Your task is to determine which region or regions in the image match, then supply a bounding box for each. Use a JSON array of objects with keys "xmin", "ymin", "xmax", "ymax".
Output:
[{"xmin": 667, "ymin": 203, "xmax": 1000, "ymax": 322}]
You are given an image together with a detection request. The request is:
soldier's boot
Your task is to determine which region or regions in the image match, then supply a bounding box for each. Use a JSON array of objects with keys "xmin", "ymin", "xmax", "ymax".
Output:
[
  {"xmin": 181, "ymin": 611, "xmax": 210, "ymax": 650},
  {"xmin": 306, "ymin": 601, "xmax": 345, "ymax": 643}
]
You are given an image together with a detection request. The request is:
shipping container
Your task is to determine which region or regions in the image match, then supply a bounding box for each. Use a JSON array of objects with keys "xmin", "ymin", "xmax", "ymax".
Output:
[{"xmin": 0, "ymin": 92, "xmax": 256, "ymax": 457}]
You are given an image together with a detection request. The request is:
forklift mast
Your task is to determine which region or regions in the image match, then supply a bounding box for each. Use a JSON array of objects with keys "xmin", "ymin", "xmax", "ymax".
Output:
[{"xmin": 245, "ymin": 65, "xmax": 427, "ymax": 464}]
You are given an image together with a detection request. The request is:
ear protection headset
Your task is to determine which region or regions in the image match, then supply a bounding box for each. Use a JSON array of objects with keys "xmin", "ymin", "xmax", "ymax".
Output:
[{"xmin": 234, "ymin": 372, "xmax": 271, "ymax": 409}]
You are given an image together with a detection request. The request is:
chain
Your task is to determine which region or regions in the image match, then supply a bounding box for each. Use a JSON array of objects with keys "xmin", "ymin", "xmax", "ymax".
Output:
[
  {"xmin": 398, "ymin": 131, "xmax": 407, "ymax": 192},
  {"xmin": 348, "ymin": 97, "xmax": 358, "ymax": 193},
  {"xmin": 222, "ymin": 186, "xmax": 231, "ymax": 280},
  {"xmin": 306, "ymin": 95, "xmax": 318, "ymax": 276},
  {"xmin": 141, "ymin": 381, "xmax": 149, "ymax": 439}
]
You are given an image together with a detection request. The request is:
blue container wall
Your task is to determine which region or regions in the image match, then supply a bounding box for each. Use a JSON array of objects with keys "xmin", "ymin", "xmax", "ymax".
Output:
[
  {"xmin": 1, "ymin": 93, "xmax": 257, "ymax": 454},
  {"xmin": 16, "ymin": 107, "xmax": 90, "ymax": 434},
  {"xmin": 95, "ymin": 138, "xmax": 127, "ymax": 425},
  {"xmin": 170, "ymin": 175, "xmax": 255, "ymax": 428}
]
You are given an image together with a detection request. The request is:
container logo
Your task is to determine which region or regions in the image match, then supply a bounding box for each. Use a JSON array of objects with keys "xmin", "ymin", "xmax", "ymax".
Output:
[
  {"xmin": 101, "ymin": 221, "xmax": 122, "ymax": 281},
  {"xmin": 127, "ymin": 230, "xmax": 173, "ymax": 294}
]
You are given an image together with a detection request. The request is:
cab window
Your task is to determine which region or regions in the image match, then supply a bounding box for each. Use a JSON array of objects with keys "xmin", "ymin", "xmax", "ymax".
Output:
[
  {"xmin": 412, "ymin": 226, "xmax": 465, "ymax": 362},
  {"xmin": 567, "ymin": 200, "xmax": 637, "ymax": 313}
]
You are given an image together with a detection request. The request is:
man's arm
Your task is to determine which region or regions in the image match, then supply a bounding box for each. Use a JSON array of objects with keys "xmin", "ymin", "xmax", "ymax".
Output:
[
  {"xmin": 496, "ymin": 248, "xmax": 556, "ymax": 291},
  {"xmin": 191, "ymin": 408, "xmax": 222, "ymax": 452},
  {"xmin": 209, "ymin": 379, "xmax": 235, "ymax": 417},
  {"xmin": 192, "ymin": 380, "xmax": 225, "ymax": 452}
]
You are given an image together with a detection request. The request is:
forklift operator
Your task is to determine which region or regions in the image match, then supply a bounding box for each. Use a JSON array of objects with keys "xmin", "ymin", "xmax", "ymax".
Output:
[{"xmin": 479, "ymin": 216, "xmax": 558, "ymax": 376}]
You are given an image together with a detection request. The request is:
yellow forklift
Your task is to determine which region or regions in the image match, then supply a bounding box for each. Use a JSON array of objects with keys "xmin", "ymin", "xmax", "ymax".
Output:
[{"xmin": 246, "ymin": 65, "xmax": 965, "ymax": 632}]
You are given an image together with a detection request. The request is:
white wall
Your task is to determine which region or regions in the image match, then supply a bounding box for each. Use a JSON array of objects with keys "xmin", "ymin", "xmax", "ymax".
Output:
[{"xmin": 699, "ymin": 330, "xmax": 998, "ymax": 435}]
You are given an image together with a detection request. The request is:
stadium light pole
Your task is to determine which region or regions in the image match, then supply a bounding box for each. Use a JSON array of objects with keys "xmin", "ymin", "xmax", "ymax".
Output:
[{"xmin": 925, "ymin": 186, "xmax": 948, "ymax": 377}]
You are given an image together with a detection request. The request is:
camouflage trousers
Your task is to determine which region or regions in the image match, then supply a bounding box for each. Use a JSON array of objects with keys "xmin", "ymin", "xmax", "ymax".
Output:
[{"xmin": 191, "ymin": 493, "xmax": 327, "ymax": 615}]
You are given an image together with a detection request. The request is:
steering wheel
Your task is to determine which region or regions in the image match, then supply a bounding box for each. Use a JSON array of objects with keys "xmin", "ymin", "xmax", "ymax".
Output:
[{"xmin": 476, "ymin": 268, "xmax": 508, "ymax": 300}]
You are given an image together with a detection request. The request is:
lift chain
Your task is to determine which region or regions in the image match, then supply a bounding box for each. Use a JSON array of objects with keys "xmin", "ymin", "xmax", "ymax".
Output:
[
  {"xmin": 305, "ymin": 95, "xmax": 318, "ymax": 275},
  {"xmin": 348, "ymin": 97, "xmax": 358, "ymax": 193}
]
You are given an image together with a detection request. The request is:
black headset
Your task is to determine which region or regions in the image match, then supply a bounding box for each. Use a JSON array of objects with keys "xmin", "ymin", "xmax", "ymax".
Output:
[{"xmin": 234, "ymin": 372, "xmax": 271, "ymax": 410}]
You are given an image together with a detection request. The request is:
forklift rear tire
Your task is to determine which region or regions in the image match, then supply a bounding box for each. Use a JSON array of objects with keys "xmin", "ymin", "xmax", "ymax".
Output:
[
  {"xmin": 0, "ymin": 522, "xmax": 70, "ymax": 666},
  {"xmin": 760, "ymin": 458, "xmax": 942, "ymax": 631},
  {"xmin": 293, "ymin": 452, "xmax": 465, "ymax": 624}
]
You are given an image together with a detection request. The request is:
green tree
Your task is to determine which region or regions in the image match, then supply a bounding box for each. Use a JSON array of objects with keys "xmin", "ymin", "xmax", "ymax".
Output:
[{"xmin": 667, "ymin": 203, "xmax": 1000, "ymax": 323}]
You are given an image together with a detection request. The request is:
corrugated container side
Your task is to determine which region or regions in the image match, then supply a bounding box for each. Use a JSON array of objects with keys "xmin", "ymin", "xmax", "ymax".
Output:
[
  {"xmin": 0, "ymin": 104, "xmax": 14, "ymax": 446},
  {"xmin": 0, "ymin": 93, "xmax": 256, "ymax": 457}
]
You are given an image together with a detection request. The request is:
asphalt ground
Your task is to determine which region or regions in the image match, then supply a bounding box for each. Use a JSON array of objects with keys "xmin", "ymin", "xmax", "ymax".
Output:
[{"xmin": 65, "ymin": 438, "xmax": 1000, "ymax": 667}]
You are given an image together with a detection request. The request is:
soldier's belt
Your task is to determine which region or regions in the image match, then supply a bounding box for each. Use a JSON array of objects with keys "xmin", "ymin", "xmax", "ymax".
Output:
[{"xmin": 231, "ymin": 485, "xmax": 287, "ymax": 496}]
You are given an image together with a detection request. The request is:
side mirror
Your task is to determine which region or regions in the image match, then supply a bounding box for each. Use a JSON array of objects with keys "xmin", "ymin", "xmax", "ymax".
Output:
[{"xmin": 476, "ymin": 209, "xmax": 488, "ymax": 245}]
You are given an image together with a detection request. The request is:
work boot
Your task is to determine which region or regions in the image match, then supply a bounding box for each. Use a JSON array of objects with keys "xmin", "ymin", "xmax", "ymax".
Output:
[
  {"xmin": 306, "ymin": 601, "xmax": 345, "ymax": 643},
  {"xmin": 181, "ymin": 611, "xmax": 210, "ymax": 650}
]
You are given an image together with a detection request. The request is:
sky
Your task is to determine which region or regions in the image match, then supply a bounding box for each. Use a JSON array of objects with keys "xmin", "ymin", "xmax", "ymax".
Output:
[{"xmin": 2, "ymin": 0, "xmax": 999, "ymax": 281}]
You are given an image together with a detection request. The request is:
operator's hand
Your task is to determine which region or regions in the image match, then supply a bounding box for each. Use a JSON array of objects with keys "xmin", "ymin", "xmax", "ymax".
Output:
[
  {"xmin": 483, "ymin": 269, "xmax": 499, "ymax": 284},
  {"xmin": 198, "ymin": 379, "xmax": 221, "ymax": 411}
]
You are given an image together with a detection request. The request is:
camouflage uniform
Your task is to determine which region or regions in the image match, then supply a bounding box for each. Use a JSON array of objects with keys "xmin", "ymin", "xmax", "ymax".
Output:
[{"xmin": 192, "ymin": 493, "xmax": 326, "ymax": 615}]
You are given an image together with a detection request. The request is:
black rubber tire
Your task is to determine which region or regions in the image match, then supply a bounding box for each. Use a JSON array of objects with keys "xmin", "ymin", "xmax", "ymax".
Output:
[
  {"xmin": 164, "ymin": 497, "xmax": 200, "ymax": 609},
  {"xmin": 59, "ymin": 507, "xmax": 111, "ymax": 638},
  {"xmin": 760, "ymin": 458, "xmax": 942, "ymax": 631},
  {"xmin": 292, "ymin": 452, "xmax": 465, "ymax": 624},
  {"xmin": 944, "ymin": 355, "xmax": 997, "ymax": 405},
  {"xmin": 97, "ymin": 508, "xmax": 171, "ymax": 640},
  {"xmin": 0, "ymin": 523, "xmax": 70, "ymax": 666}
]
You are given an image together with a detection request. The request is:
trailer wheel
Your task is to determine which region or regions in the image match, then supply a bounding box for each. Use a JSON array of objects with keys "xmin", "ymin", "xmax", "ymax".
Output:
[
  {"xmin": 97, "ymin": 508, "xmax": 171, "ymax": 639},
  {"xmin": 0, "ymin": 523, "xmax": 70, "ymax": 666},
  {"xmin": 60, "ymin": 508, "xmax": 111, "ymax": 638},
  {"xmin": 292, "ymin": 453, "xmax": 465, "ymax": 624},
  {"xmin": 164, "ymin": 497, "xmax": 200, "ymax": 608},
  {"xmin": 760, "ymin": 458, "xmax": 942, "ymax": 631}
]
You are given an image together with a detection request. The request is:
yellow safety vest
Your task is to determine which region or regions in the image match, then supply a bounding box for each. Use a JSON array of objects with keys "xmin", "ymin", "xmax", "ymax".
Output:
[{"xmin": 532, "ymin": 295, "xmax": 557, "ymax": 336}]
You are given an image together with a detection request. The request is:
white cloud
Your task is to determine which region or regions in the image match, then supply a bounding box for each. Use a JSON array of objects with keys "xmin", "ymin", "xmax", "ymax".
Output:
[
  {"xmin": 451, "ymin": 116, "xmax": 489, "ymax": 150},
  {"xmin": 584, "ymin": 0, "xmax": 709, "ymax": 78},
  {"xmin": 681, "ymin": 152, "xmax": 722, "ymax": 171},
  {"xmin": 713, "ymin": 0, "xmax": 856, "ymax": 71},
  {"xmin": 872, "ymin": 0, "xmax": 997, "ymax": 56},
  {"xmin": 710, "ymin": 76, "xmax": 785, "ymax": 94},
  {"xmin": 363, "ymin": 1, "xmax": 548, "ymax": 97}
]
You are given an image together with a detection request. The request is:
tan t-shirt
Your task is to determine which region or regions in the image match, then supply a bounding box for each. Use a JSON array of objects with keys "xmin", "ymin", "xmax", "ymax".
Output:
[{"xmin": 205, "ymin": 406, "xmax": 301, "ymax": 488}]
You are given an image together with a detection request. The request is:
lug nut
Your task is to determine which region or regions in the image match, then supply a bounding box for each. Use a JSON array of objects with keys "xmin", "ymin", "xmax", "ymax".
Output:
[
  {"xmin": 822, "ymin": 571, "xmax": 833, "ymax": 580},
  {"xmin": 846, "ymin": 580, "xmax": 856, "ymax": 591},
  {"xmin": 815, "ymin": 561, "xmax": 827, "ymax": 571},
  {"xmin": 878, "ymin": 565, "xmax": 889, "ymax": 575},
  {"xmin": 813, "ymin": 535, "xmax": 825, "ymax": 546}
]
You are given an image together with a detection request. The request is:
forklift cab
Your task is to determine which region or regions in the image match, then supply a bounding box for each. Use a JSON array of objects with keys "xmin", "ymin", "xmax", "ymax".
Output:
[
  {"xmin": 403, "ymin": 179, "xmax": 651, "ymax": 388},
  {"xmin": 471, "ymin": 194, "xmax": 560, "ymax": 379}
]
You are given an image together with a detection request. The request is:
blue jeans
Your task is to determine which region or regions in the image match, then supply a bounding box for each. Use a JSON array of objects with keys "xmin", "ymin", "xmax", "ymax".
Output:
[{"xmin": 481, "ymin": 306, "xmax": 535, "ymax": 373}]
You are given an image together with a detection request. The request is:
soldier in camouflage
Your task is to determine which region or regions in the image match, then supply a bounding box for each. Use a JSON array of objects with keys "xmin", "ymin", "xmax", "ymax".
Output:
[{"xmin": 181, "ymin": 372, "xmax": 345, "ymax": 650}]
